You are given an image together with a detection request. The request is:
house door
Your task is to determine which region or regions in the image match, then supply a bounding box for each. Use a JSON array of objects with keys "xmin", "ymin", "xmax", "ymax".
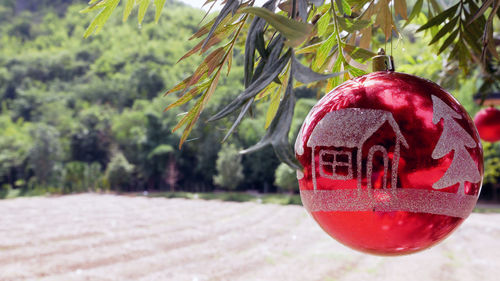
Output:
[{"xmin": 367, "ymin": 145, "xmax": 388, "ymax": 189}]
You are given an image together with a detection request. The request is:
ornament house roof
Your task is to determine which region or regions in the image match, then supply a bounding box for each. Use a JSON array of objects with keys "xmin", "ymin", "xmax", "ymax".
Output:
[{"xmin": 307, "ymin": 108, "xmax": 408, "ymax": 148}]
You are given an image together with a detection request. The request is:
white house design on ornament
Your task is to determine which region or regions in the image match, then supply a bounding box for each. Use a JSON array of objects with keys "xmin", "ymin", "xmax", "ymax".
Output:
[{"xmin": 306, "ymin": 108, "xmax": 409, "ymax": 191}]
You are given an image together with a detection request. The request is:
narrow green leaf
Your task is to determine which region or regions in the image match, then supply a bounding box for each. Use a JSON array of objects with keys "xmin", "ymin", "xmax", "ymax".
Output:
[
  {"xmin": 241, "ymin": 7, "xmax": 313, "ymax": 47},
  {"xmin": 346, "ymin": 0, "xmax": 370, "ymax": 12},
  {"xmin": 417, "ymin": 3, "xmax": 459, "ymax": 32},
  {"xmin": 201, "ymin": 0, "xmax": 239, "ymax": 50},
  {"xmin": 166, "ymin": 87, "xmax": 202, "ymax": 111},
  {"xmin": 457, "ymin": 40, "xmax": 470, "ymax": 71},
  {"xmin": 209, "ymin": 50, "xmax": 292, "ymax": 122},
  {"xmin": 468, "ymin": 0, "xmax": 494, "ymax": 25},
  {"xmin": 83, "ymin": 0, "xmax": 120, "ymax": 38},
  {"xmin": 313, "ymin": 33, "xmax": 337, "ymax": 70},
  {"xmin": 406, "ymin": 0, "xmax": 423, "ymax": 26},
  {"xmin": 342, "ymin": 0, "xmax": 352, "ymax": 16},
  {"xmin": 173, "ymin": 99, "xmax": 201, "ymax": 133},
  {"xmin": 331, "ymin": 53, "xmax": 344, "ymax": 88},
  {"xmin": 123, "ymin": 0, "xmax": 135, "ymax": 22},
  {"xmin": 177, "ymin": 100, "xmax": 203, "ymax": 147},
  {"xmin": 429, "ymin": 0, "xmax": 442, "ymax": 13},
  {"xmin": 296, "ymin": 41, "xmax": 322, "ymax": 54},
  {"xmin": 241, "ymin": 72, "xmax": 300, "ymax": 169},
  {"xmin": 80, "ymin": 0, "xmax": 104, "ymax": 14},
  {"xmin": 337, "ymin": 17, "xmax": 371, "ymax": 33},
  {"xmin": 138, "ymin": 0, "xmax": 150, "ymax": 24},
  {"xmin": 267, "ymin": 62, "xmax": 291, "ymax": 128},
  {"xmin": 317, "ymin": 11, "xmax": 331, "ymax": 37},
  {"xmin": 335, "ymin": 0, "xmax": 345, "ymax": 15},
  {"xmin": 154, "ymin": 0, "xmax": 167, "ymax": 23},
  {"xmin": 293, "ymin": 56, "xmax": 343, "ymax": 84},
  {"xmin": 222, "ymin": 98, "xmax": 254, "ymax": 142},
  {"xmin": 428, "ymin": 16, "xmax": 458, "ymax": 45},
  {"xmin": 348, "ymin": 65, "xmax": 366, "ymax": 77},
  {"xmin": 265, "ymin": 89, "xmax": 283, "ymax": 129},
  {"xmin": 438, "ymin": 29, "xmax": 459, "ymax": 55},
  {"xmin": 343, "ymin": 44, "xmax": 376, "ymax": 62},
  {"xmin": 462, "ymin": 25, "xmax": 482, "ymax": 54}
]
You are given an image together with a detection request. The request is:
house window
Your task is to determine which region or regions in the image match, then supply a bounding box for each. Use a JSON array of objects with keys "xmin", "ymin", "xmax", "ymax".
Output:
[{"xmin": 319, "ymin": 149, "xmax": 353, "ymax": 180}]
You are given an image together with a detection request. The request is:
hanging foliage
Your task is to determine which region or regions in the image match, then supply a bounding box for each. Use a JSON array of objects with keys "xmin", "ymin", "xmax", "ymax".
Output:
[{"xmin": 82, "ymin": 0, "xmax": 500, "ymax": 168}]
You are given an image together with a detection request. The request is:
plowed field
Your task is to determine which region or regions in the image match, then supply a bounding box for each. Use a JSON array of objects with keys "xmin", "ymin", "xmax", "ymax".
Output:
[{"xmin": 0, "ymin": 194, "xmax": 499, "ymax": 281}]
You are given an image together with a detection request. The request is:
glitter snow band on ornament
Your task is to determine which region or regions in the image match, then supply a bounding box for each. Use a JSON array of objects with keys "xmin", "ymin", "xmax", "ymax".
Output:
[{"xmin": 300, "ymin": 189, "xmax": 478, "ymax": 219}]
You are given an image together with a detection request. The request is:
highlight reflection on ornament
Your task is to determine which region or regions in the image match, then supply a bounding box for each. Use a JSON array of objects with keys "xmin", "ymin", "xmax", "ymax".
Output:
[{"xmin": 295, "ymin": 71, "xmax": 483, "ymax": 256}]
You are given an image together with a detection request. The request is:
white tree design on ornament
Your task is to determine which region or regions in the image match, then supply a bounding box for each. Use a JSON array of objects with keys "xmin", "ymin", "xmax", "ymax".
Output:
[{"xmin": 431, "ymin": 95, "xmax": 481, "ymax": 195}]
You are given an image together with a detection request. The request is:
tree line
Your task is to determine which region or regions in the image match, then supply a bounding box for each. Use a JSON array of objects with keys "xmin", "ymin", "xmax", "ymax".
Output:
[
  {"xmin": 0, "ymin": 0, "xmax": 498, "ymax": 200},
  {"xmin": 0, "ymin": 0, "xmax": 304, "ymax": 197}
]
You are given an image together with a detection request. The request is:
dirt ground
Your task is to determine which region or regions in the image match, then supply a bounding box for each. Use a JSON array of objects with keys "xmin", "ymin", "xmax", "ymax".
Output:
[{"xmin": 0, "ymin": 194, "xmax": 499, "ymax": 281}]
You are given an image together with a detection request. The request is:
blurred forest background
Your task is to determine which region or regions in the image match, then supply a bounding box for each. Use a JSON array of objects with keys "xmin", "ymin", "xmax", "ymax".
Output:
[{"xmin": 0, "ymin": 0, "xmax": 499, "ymax": 201}]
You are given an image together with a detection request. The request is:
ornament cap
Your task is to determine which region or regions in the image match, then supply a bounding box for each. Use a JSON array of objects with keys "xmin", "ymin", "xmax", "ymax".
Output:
[{"xmin": 372, "ymin": 48, "xmax": 395, "ymax": 72}]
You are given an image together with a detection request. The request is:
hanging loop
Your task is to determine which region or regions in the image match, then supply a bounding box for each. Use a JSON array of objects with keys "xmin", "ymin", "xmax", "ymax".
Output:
[{"xmin": 372, "ymin": 48, "xmax": 395, "ymax": 72}]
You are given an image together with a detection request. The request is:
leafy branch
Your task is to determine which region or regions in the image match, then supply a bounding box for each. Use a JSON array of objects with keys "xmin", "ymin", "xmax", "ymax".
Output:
[
  {"xmin": 81, "ymin": 0, "xmax": 167, "ymax": 38},
  {"xmin": 81, "ymin": 0, "xmax": 500, "ymax": 167}
]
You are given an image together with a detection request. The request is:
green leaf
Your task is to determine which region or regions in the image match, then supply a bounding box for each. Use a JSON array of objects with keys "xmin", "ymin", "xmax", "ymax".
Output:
[
  {"xmin": 241, "ymin": 7, "xmax": 313, "ymax": 47},
  {"xmin": 468, "ymin": 0, "xmax": 493, "ymax": 25},
  {"xmin": 346, "ymin": 0, "xmax": 370, "ymax": 12},
  {"xmin": 138, "ymin": 0, "xmax": 150, "ymax": 24},
  {"xmin": 154, "ymin": 0, "xmax": 167, "ymax": 23},
  {"xmin": 417, "ymin": 3, "xmax": 459, "ymax": 32},
  {"xmin": 337, "ymin": 17, "xmax": 371, "ymax": 33},
  {"xmin": 429, "ymin": 0, "xmax": 442, "ymax": 13},
  {"xmin": 313, "ymin": 33, "xmax": 337, "ymax": 70},
  {"xmin": 428, "ymin": 16, "xmax": 458, "ymax": 45},
  {"xmin": 331, "ymin": 53, "xmax": 344, "ymax": 88},
  {"xmin": 462, "ymin": 25, "xmax": 482, "ymax": 54},
  {"xmin": 342, "ymin": 0, "xmax": 352, "ymax": 16},
  {"xmin": 241, "ymin": 72, "xmax": 300, "ymax": 169},
  {"xmin": 317, "ymin": 11, "xmax": 331, "ymax": 37},
  {"xmin": 265, "ymin": 88, "xmax": 283, "ymax": 129},
  {"xmin": 83, "ymin": 0, "xmax": 120, "ymax": 38},
  {"xmin": 406, "ymin": 0, "xmax": 423, "ymax": 26},
  {"xmin": 335, "ymin": 0, "xmax": 345, "ymax": 15},
  {"xmin": 80, "ymin": 0, "xmax": 104, "ymax": 14},
  {"xmin": 343, "ymin": 44, "xmax": 376, "ymax": 62},
  {"xmin": 348, "ymin": 65, "xmax": 366, "ymax": 77},
  {"xmin": 438, "ymin": 29, "xmax": 459, "ymax": 55},
  {"xmin": 209, "ymin": 50, "xmax": 292, "ymax": 122},
  {"xmin": 201, "ymin": 0, "xmax": 239, "ymax": 50},
  {"xmin": 295, "ymin": 41, "xmax": 322, "ymax": 54},
  {"xmin": 123, "ymin": 0, "xmax": 135, "ymax": 22},
  {"xmin": 293, "ymin": 56, "xmax": 343, "ymax": 84}
]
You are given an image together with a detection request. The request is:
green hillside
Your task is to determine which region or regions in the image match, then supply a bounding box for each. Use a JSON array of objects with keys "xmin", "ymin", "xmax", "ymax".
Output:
[
  {"xmin": 0, "ymin": 0, "xmax": 308, "ymax": 195},
  {"xmin": 0, "ymin": 0, "xmax": 498, "ymax": 200}
]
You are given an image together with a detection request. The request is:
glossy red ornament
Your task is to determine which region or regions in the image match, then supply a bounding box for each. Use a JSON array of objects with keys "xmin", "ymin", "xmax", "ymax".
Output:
[
  {"xmin": 474, "ymin": 107, "xmax": 500, "ymax": 142},
  {"xmin": 295, "ymin": 72, "xmax": 483, "ymax": 256}
]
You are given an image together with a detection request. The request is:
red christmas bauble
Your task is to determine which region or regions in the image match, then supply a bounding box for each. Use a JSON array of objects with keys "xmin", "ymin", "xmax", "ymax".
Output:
[
  {"xmin": 295, "ymin": 72, "xmax": 483, "ymax": 256},
  {"xmin": 474, "ymin": 107, "xmax": 500, "ymax": 142}
]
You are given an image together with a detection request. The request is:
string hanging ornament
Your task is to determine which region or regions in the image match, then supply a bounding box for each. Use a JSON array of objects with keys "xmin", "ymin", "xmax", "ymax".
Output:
[{"xmin": 294, "ymin": 1, "xmax": 483, "ymax": 256}]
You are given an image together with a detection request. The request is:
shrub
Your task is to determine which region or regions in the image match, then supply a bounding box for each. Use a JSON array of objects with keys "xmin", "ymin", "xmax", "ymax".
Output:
[
  {"xmin": 0, "ymin": 184, "xmax": 11, "ymax": 199},
  {"xmin": 105, "ymin": 152, "xmax": 134, "ymax": 191},
  {"xmin": 213, "ymin": 144, "xmax": 244, "ymax": 190},
  {"xmin": 274, "ymin": 163, "xmax": 299, "ymax": 193}
]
